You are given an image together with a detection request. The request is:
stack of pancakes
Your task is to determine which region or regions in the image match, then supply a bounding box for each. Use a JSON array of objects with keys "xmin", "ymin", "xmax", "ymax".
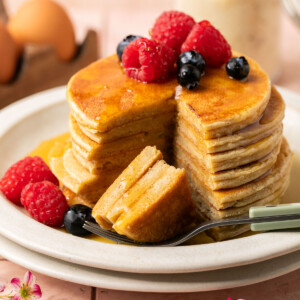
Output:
[
  {"xmin": 49, "ymin": 53, "xmax": 293, "ymax": 241},
  {"xmin": 50, "ymin": 56, "xmax": 177, "ymax": 207},
  {"xmin": 174, "ymin": 55, "xmax": 293, "ymax": 240}
]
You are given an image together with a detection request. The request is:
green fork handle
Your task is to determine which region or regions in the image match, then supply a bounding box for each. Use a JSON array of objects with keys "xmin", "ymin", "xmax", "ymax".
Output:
[{"xmin": 250, "ymin": 203, "xmax": 300, "ymax": 231}]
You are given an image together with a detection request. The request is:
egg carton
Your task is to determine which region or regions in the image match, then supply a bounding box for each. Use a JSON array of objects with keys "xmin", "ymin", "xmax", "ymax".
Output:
[{"xmin": 0, "ymin": 30, "xmax": 98, "ymax": 109}]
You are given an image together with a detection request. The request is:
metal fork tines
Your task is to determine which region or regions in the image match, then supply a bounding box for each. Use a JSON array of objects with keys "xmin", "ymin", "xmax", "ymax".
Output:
[
  {"xmin": 84, "ymin": 213, "xmax": 300, "ymax": 247},
  {"xmin": 83, "ymin": 221, "xmax": 135, "ymax": 244}
]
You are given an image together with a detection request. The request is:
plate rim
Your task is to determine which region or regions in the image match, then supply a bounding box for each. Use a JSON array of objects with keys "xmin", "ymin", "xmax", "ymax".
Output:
[
  {"xmin": 1, "ymin": 233, "xmax": 300, "ymax": 293},
  {"xmin": 0, "ymin": 85, "xmax": 300, "ymax": 274}
]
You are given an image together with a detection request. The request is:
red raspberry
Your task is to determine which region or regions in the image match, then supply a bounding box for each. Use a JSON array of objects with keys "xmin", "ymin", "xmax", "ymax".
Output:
[
  {"xmin": 122, "ymin": 37, "xmax": 176, "ymax": 82},
  {"xmin": 181, "ymin": 20, "xmax": 232, "ymax": 68},
  {"xmin": 21, "ymin": 181, "xmax": 68, "ymax": 227},
  {"xmin": 151, "ymin": 11, "xmax": 195, "ymax": 55},
  {"xmin": 0, "ymin": 156, "xmax": 59, "ymax": 206}
]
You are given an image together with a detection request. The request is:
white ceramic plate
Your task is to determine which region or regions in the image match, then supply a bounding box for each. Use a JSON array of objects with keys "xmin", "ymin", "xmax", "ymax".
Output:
[
  {"xmin": 1, "ymin": 233, "xmax": 300, "ymax": 292},
  {"xmin": 0, "ymin": 86, "xmax": 300, "ymax": 274}
]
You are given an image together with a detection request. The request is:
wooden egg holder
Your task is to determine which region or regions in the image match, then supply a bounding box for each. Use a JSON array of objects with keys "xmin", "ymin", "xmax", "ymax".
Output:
[{"xmin": 0, "ymin": 30, "xmax": 98, "ymax": 109}]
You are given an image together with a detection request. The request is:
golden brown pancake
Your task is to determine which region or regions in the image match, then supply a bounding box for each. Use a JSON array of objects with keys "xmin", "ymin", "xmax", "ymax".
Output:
[
  {"xmin": 92, "ymin": 146, "xmax": 163, "ymax": 229},
  {"xmin": 69, "ymin": 114, "xmax": 173, "ymax": 160},
  {"xmin": 113, "ymin": 165, "xmax": 195, "ymax": 243},
  {"xmin": 177, "ymin": 86, "xmax": 285, "ymax": 154},
  {"xmin": 76, "ymin": 112, "xmax": 175, "ymax": 144},
  {"xmin": 49, "ymin": 141, "xmax": 123, "ymax": 203},
  {"xmin": 176, "ymin": 51, "xmax": 271, "ymax": 139},
  {"xmin": 195, "ymin": 174, "xmax": 290, "ymax": 220},
  {"xmin": 92, "ymin": 146, "xmax": 196, "ymax": 242},
  {"xmin": 67, "ymin": 55, "xmax": 177, "ymax": 132},
  {"xmin": 61, "ymin": 185, "xmax": 95, "ymax": 208},
  {"xmin": 71, "ymin": 138, "xmax": 171, "ymax": 174},
  {"xmin": 106, "ymin": 160, "xmax": 170, "ymax": 225},
  {"xmin": 186, "ymin": 139, "xmax": 292, "ymax": 210},
  {"xmin": 175, "ymin": 140, "xmax": 281, "ymax": 190},
  {"xmin": 175, "ymin": 124, "xmax": 283, "ymax": 172}
]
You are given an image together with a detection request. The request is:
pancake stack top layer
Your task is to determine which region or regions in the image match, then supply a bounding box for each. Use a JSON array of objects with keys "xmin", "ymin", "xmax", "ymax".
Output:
[
  {"xmin": 67, "ymin": 55, "xmax": 178, "ymax": 132},
  {"xmin": 49, "ymin": 52, "xmax": 293, "ymax": 242},
  {"xmin": 92, "ymin": 146, "xmax": 195, "ymax": 243},
  {"xmin": 176, "ymin": 53, "xmax": 271, "ymax": 139}
]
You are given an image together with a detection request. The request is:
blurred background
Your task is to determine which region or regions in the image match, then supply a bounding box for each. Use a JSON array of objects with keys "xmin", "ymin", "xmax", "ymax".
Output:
[{"xmin": 1, "ymin": 0, "xmax": 300, "ymax": 107}]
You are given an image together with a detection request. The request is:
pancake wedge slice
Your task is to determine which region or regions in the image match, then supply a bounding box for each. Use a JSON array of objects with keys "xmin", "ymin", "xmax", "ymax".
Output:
[
  {"xmin": 105, "ymin": 160, "xmax": 169, "ymax": 225},
  {"xmin": 92, "ymin": 146, "xmax": 163, "ymax": 229},
  {"xmin": 113, "ymin": 166, "xmax": 196, "ymax": 243}
]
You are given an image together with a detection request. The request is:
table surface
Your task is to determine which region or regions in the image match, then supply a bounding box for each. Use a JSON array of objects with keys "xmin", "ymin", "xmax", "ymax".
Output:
[{"xmin": 1, "ymin": 2, "xmax": 300, "ymax": 299}]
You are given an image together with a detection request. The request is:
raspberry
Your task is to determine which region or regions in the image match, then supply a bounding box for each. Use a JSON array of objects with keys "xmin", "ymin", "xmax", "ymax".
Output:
[
  {"xmin": 151, "ymin": 11, "xmax": 195, "ymax": 55},
  {"xmin": 21, "ymin": 181, "xmax": 68, "ymax": 227},
  {"xmin": 122, "ymin": 37, "xmax": 176, "ymax": 82},
  {"xmin": 181, "ymin": 20, "xmax": 232, "ymax": 68},
  {"xmin": 0, "ymin": 156, "xmax": 59, "ymax": 206}
]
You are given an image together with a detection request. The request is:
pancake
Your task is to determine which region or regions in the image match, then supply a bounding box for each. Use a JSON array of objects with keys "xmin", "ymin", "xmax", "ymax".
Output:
[
  {"xmin": 67, "ymin": 55, "xmax": 177, "ymax": 132},
  {"xmin": 70, "ymin": 115, "xmax": 173, "ymax": 160},
  {"xmin": 176, "ymin": 51, "xmax": 271, "ymax": 139},
  {"xmin": 185, "ymin": 139, "xmax": 293, "ymax": 210},
  {"xmin": 106, "ymin": 160, "xmax": 170, "ymax": 225},
  {"xmin": 49, "ymin": 143, "xmax": 120, "ymax": 197},
  {"xmin": 207, "ymin": 223, "xmax": 252, "ymax": 241},
  {"xmin": 175, "ymin": 124, "xmax": 283, "ymax": 172},
  {"xmin": 93, "ymin": 146, "xmax": 163, "ymax": 229},
  {"xmin": 189, "ymin": 162, "xmax": 290, "ymax": 210},
  {"xmin": 61, "ymin": 185, "xmax": 95, "ymax": 208},
  {"xmin": 177, "ymin": 86, "xmax": 285, "ymax": 154},
  {"xmin": 113, "ymin": 165, "xmax": 195, "ymax": 243},
  {"xmin": 201, "ymin": 197, "xmax": 282, "ymax": 241},
  {"xmin": 175, "ymin": 140, "xmax": 281, "ymax": 190},
  {"xmin": 76, "ymin": 112, "xmax": 175, "ymax": 144},
  {"xmin": 195, "ymin": 174, "xmax": 289, "ymax": 220},
  {"xmin": 71, "ymin": 137, "xmax": 171, "ymax": 174}
]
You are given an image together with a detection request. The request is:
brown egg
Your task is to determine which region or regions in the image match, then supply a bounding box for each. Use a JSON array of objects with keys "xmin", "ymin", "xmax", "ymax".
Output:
[
  {"xmin": 8, "ymin": 0, "xmax": 76, "ymax": 61},
  {"xmin": 0, "ymin": 21, "xmax": 18, "ymax": 84}
]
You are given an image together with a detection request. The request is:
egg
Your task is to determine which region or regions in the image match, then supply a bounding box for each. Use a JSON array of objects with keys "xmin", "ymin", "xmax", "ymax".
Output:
[
  {"xmin": 0, "ymin": 21, "xmax": 18, "ymax": 84},
  {"xmin": 8, "ymin": 0, "xmax": 76, "ymax": 61}
]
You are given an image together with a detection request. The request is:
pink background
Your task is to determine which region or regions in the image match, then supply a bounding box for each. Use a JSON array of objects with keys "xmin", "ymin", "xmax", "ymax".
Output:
[{"xmin": 1, "ymin": 0, "xmax": 300, "ymax": 299}]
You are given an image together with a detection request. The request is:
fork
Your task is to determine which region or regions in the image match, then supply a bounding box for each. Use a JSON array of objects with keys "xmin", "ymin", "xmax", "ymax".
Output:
[{"xmin": 83, "ymin": 204, "xmax": 300, "ymax": 247}]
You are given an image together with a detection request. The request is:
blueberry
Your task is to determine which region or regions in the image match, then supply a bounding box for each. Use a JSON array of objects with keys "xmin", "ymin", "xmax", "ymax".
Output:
[
  {"xmin": 64, "ymin": 204, "xmax": 96, "ymax": 237},
  {"xmin": 226, "ymin": 56, "xmax": 249, "ymax": 80},
  {"xmin": 177, "ymin": 51, "xmax": 206, "ymax": 75},
  {"xmin": 117, "ymin": 35, "xmax": 141, "ymax": 61},
  {"xmin": 177, "ymin": 64, "xmax": 201, "ymax": 90}
]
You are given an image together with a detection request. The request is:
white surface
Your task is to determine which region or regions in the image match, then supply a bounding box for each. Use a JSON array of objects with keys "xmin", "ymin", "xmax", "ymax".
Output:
[
  {"xmin": 1, "ymin": 233, "xmax": 300, "ymax": 292},
  {"xmin": 0, "ymin": 86, "xmax": 299, "ymax": 274}
]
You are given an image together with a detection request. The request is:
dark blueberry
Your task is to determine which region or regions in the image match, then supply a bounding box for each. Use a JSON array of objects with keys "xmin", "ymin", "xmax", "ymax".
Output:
[
  {"xmin": 64, "ymin": 204, "xmax": 96, "ymax": 237},
  {"xmin": 117, "ymin": 35, "xmax": 141, "ymax": 61},
  {"xmin": 177, "ymin": 64, "xmax": 201, "ymax": 90},
  {"xmin": 177, "ymin": 51, "xmax": 206, "ymax": 75},
  {"xmin": 226, "ymin": 56, "xmax": 250, "ymax": 80}
]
